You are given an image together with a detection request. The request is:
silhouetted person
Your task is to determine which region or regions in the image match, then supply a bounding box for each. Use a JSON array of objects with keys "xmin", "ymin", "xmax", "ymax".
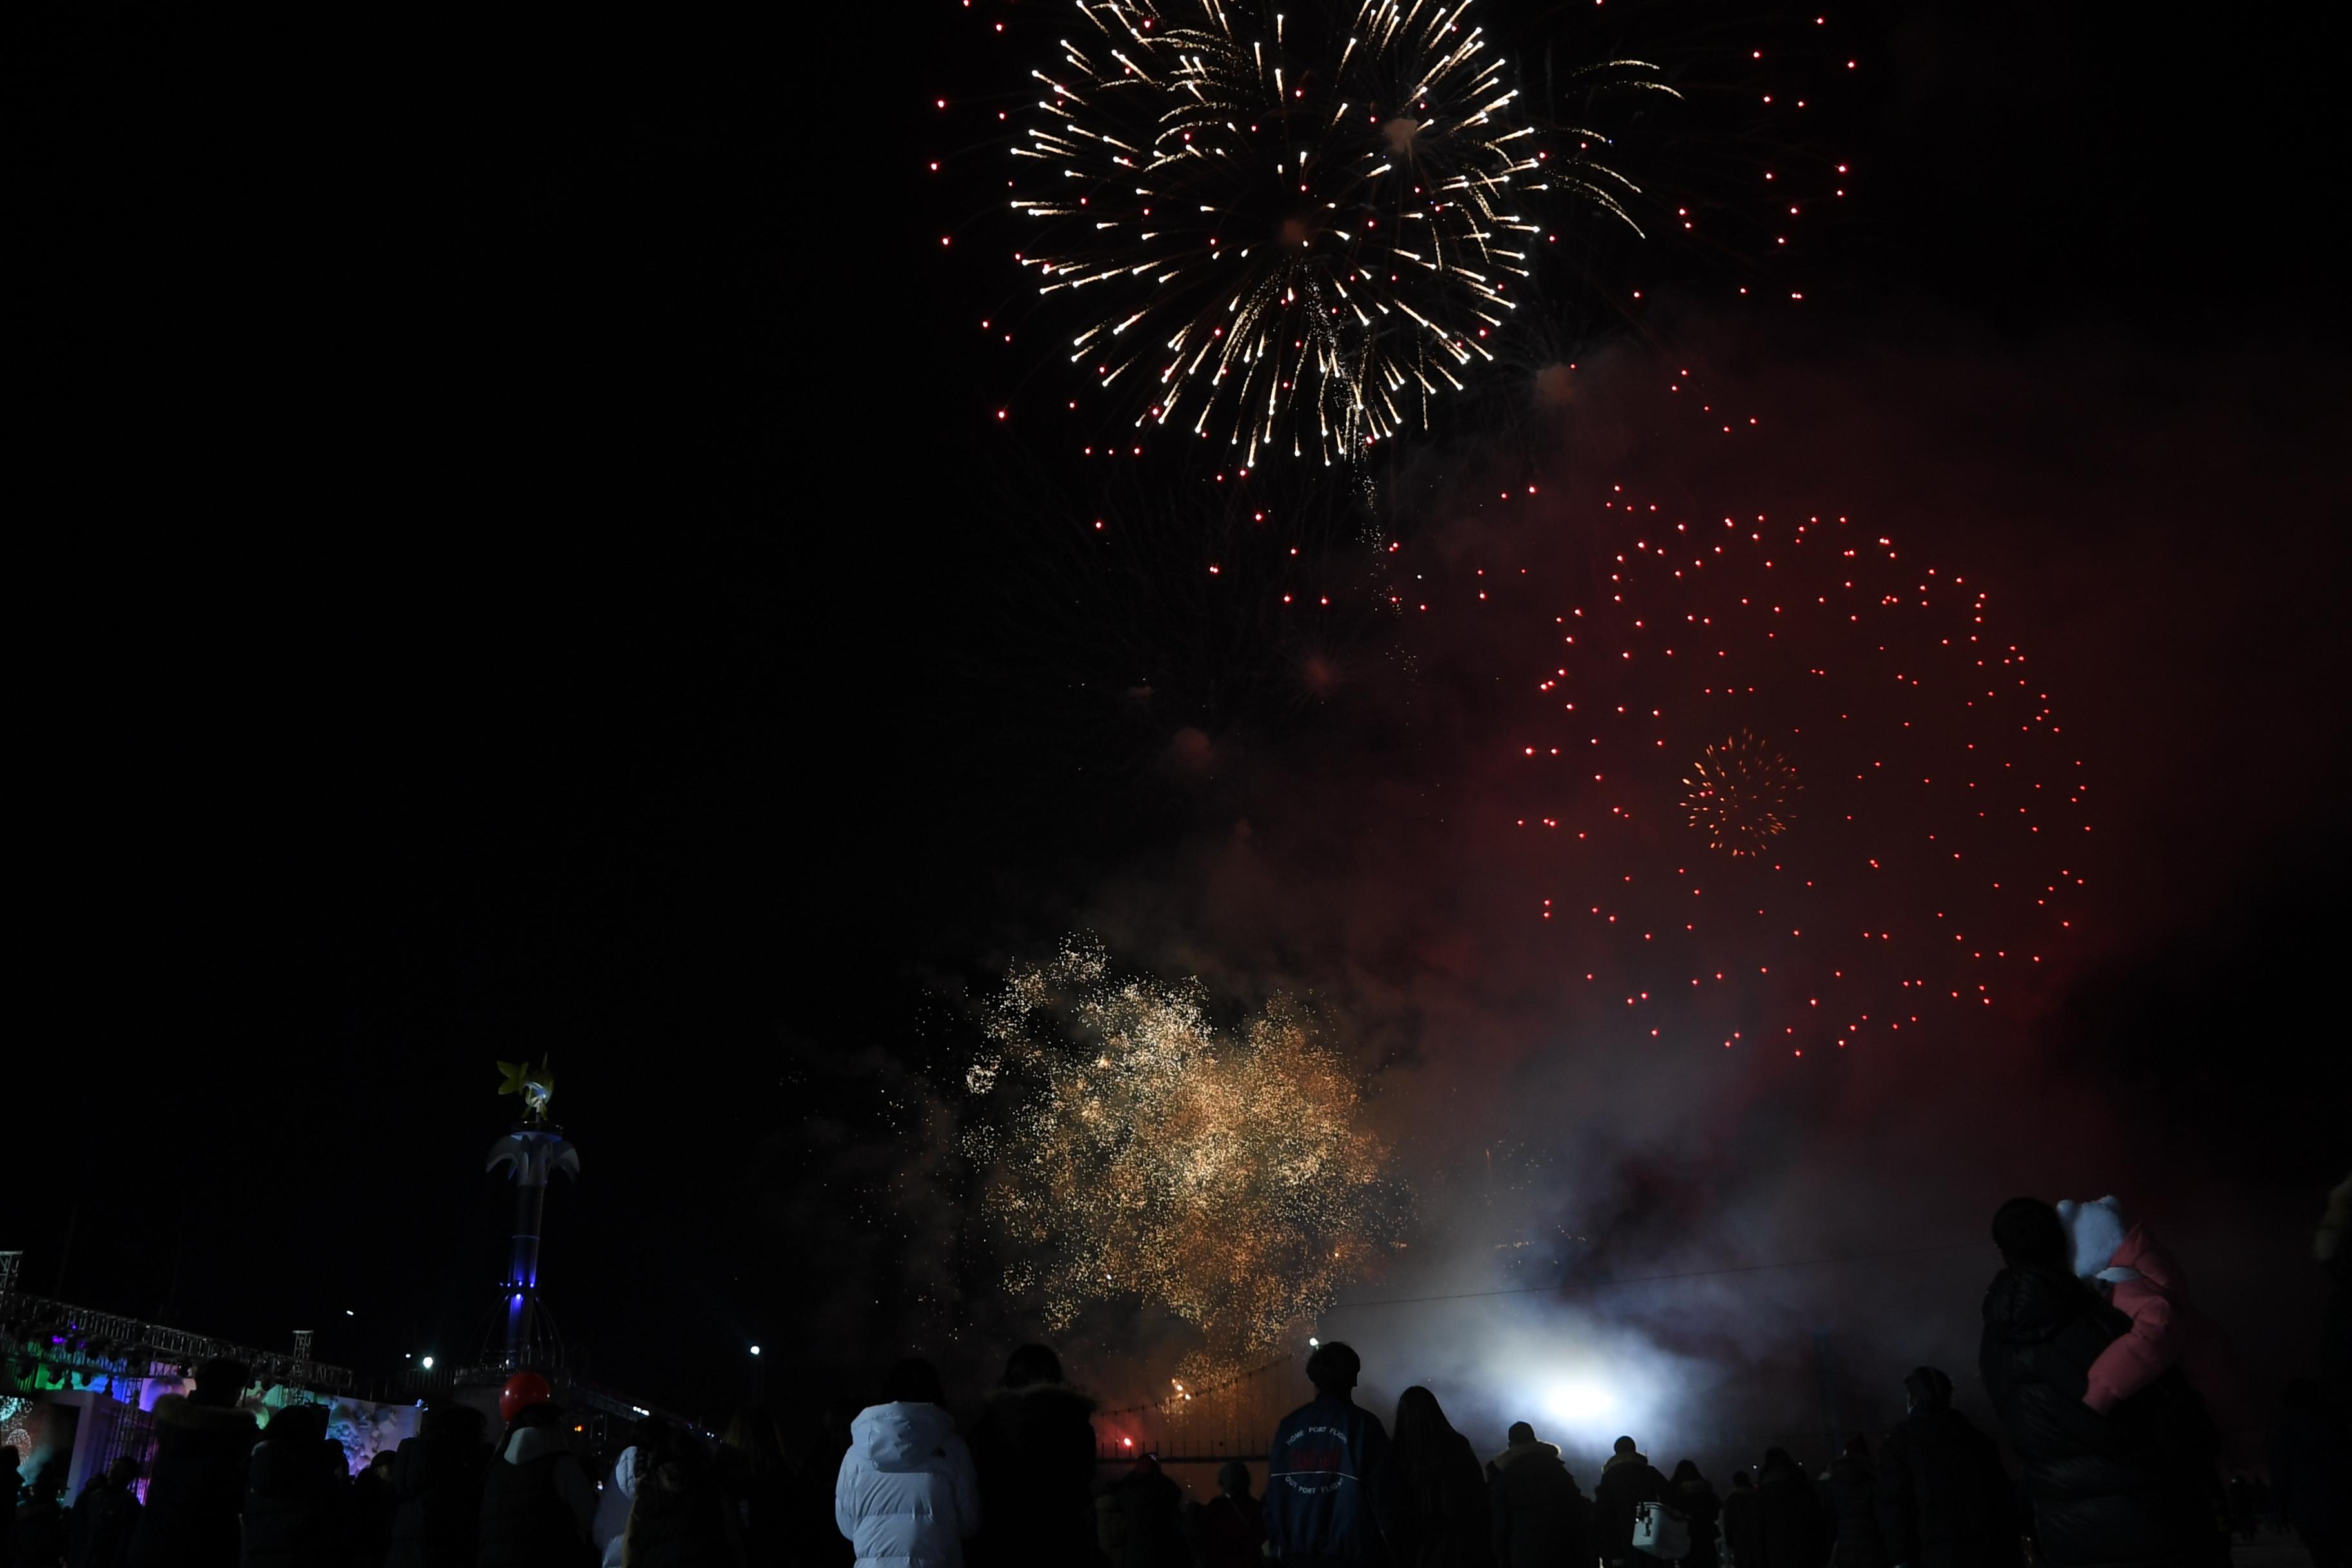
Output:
[
  {"xmin": 1749, "ymin": 1448, "xmax": 1826, "ymax": 1568},
  {"xmin": 1104, "ymin": 1456, "xmax": 1185, "ymax": 1568},
  {"xmin": 1822, "ymin": 1436, "xmax": 1886, "ymax": 1568},
  {"xmin": 1874, "ymin": 1367, "xmax": 2020, "ymax": 1568},
  {"xmin": 1369, "ymin": 1387, "xmax": 1488, "ymax": 1568},
  {"xmin": 14, "ymin": 1463, "xmax": 69, "ymax": 1568},
  {"xmin": 802, "ymin": 1399, "xmax": 861, "ymax": 1567},
  {"xmin": 1194, "ymin": 1462, "xmax": 1264, "ymax": 1568},
  {"xmin": 1720, "ymin": 1471, "xmax": 1760, "ymax": 1568},
  {"xmin": 719, "ymin": 1406, "xmax": 791, "ymax": 1568},
  {"xmin": 1266, "ymin": 1342, "xmax": 1390, "ymax": 1565},
  {"xmin": 387, "ymin": 1402, "xmax": 490, "ymax": 1568},
  {"xmin": 834, "ymin": 1357, "xmax": 979, "ymax": 1568},
  {"xmin": 1487, "ymin": 1422, "xmax": 1589, "ymax": 1568},
  {"xmin": 242, "ymin": 1403, "xmax": 353, "ymax": 1568},
  {"xmin": 967, "ymin": 1344, "xmax": 1101, "ymax": 1568},
  {"xmin": 130, "ymin": 1357, "xmax": 260, "ymax": 1568},
  {"xmin": 1669, "ymin": 1461, "xmax": 1721, "ymax": 1568},
  {"xmin": 3, "ymin": 1445, "xmax": 20, "ymax": 1568},
  {"xmin": 625, "ymin": 1425, "xmax": 745, "ymax": 1567},
  {"xmin": 480, "ymin": 1394, "xmax": 596, "ymax": 1567},
  {"xmin": 1592, "ymin": 1436, "xmax": 1668, "ymax": 1567},
  {"xmin": 2271, "ymin": 1378, "xmax": 2349, "ymax": 1568},
  {"xmin": 70, "ymin": 1457, "xmax": 142, "ymax": 1568},
  {"xmin": 351, "ymin": 1449, "xmax": 398, "ymax": 1567},
  {"xmin": 1979, "ymin": 1195, "xmax": 2220, "ymax": 1567}
]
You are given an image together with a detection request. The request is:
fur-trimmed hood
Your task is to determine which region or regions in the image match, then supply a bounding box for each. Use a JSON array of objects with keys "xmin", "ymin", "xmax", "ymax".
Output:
[{"xmin": 1489, "ymin": 1438, "xmax": 1564, "ymax": 1474}]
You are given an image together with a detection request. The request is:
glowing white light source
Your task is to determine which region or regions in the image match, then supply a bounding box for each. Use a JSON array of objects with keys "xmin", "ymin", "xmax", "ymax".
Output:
[
  {"xmin": 750, "ymin": 1345, "xmax": 762, "ymax": 1357},
  {"xmin": 420, "ymin": 1357, "xmax": 435, "ymax": 1370},
  {"xmin": 1308, "ymin": 1337, "xmax": 1320, "ymax": 1348},
  {"xmin": 1541, "ymin": 1381, "xmax": 1617, "ymax": 1425}
]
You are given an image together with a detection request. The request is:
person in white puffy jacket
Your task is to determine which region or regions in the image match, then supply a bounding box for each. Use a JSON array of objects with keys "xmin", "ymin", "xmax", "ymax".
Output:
[{"xmin": 836, "ymin": 1358, "xmax": 982, "ymax": 1568}]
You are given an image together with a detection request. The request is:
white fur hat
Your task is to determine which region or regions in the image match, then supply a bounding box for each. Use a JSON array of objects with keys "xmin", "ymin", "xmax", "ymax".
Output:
[{"xmin": 2055, "ymin": 1195, "xmax": 2130, "ymax": 1279}]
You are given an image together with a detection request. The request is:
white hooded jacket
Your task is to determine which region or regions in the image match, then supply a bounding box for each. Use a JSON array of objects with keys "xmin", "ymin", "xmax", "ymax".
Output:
[{"xmin": 834, "ymin": 1400, "xmax": 981, "ymax": 1568}]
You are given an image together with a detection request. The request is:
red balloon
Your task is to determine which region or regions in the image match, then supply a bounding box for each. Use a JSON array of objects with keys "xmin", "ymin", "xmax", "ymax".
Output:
[{"xmin": 499, "ymin": 1371, "xmax": 553, "ymax": 1425}]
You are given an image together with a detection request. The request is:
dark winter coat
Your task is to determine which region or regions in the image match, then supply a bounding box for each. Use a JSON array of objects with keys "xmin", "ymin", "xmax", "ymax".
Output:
[
  {"xmin": 70, "ymin": 1482, "xmax": 142, "ymax": 1568},
  {"xmin": 386, "ymin": 1427, "xmax": 489, "ymax": 1568},
  {"xmin": 1672, "ymin": 1479, "xmax": 1721, "ymax": 1568},
  {"xmin": 350, "ymin": 1465, "xmax": 397, "ymax": 1568},
  {"xmin": 1267, "ymin": 1396, "xmax": 1391, "ymax": 1565},
  {"xmin": 1373, "ymin": 1429, "xmax": 1489, "ymax": 1568},
  {"xmin": 966, "ymin": 1384, "xmax": 1101, "ymax": 1568},
  {"xmin": 1486, "ymin": 1443, "xmax": 1587, "ymax": 1568},
  {"xmin": 1721, "ymin": 1484, "xmax": 1761, "ymax": 1568},
  {"xmin": 1107, "ymin": 1465, "xmax": 1187, "ymax": 1568},
  {"xmin": 1749, "ymin": 1458, "xmax": 1827, "ymax": 1568},
  {"xmin": 1978, "ymin": 1264, "xmax": 2219, "ymax": 1567},
  {"xmin": 2269, "ymin": 1389, "xmax": 2352, "ymax": 1540},
  {"xmin": 1592, "ymin": 1453, "xmax": 1668, "ymax": 1563},
  {"xmin": 14, "ymin": 1497, "xmax": 69, "ymax": 1568},
  {"xmin": 1874, "ymin": 1404, "xmax": 2020, "ymax": 1568},
  {"xmin": 623, "ymin": 1452, "xmax": 746, "ymax": 1568},
  {"xmin": 1823, "ymin": 1456, "xmax": 1886, "ymax": 1568},
  {"xmin": 240, "ymin": 1435, "xmax": 353, "ymax": 1568},
  {"xmin": 479, "ymin": 1427, "xmax": 596, "ymax": 1568},
  {"xmin": 386, "ymin": 1429, "xmax": 487, "ymax": 1568},
  {"xmin": 128, "ymin": 1395, "xmax": 260, "ymax": 1568},
  {"xmin": 1195, "ymin": 1494, "xmax": 1264, "ymax": 1568}
]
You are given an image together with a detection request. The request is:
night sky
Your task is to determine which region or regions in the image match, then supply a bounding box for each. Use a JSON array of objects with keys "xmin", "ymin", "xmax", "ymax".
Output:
[{"xmin": 17, "ymin": 0, "xmax": 2348, "ymax": 1427}]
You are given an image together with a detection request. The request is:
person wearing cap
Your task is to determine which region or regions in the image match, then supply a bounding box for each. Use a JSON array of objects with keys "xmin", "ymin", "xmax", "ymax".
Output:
[
  {"xmin": 1873, "ymin": 1366, "xmax": 2019, "ymax": 1568},
  {"xmin": 1266, "ymin": 1341, "xmax": 1390, "ymax": 1565},
  {"xmin": 479, "ymin": 1372, "xmax": 598, "ymax": 1567}
]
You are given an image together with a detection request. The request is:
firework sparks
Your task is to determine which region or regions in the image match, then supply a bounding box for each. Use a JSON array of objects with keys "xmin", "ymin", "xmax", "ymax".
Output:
[
  {"xmin": 1487, "ymin": 495, "xmax": 2090, "ymax": 1057},
  {"xmin": 1683, "ymin": 727, "xmax": 1799, "ymax": 854},
  {"xmin": 1012, "ymin": 0, "xmax": 1667, "ymax": 466},
  {"xmin": 968, "ymin": 938, "xmax": 1404, "ymax": 1372}
]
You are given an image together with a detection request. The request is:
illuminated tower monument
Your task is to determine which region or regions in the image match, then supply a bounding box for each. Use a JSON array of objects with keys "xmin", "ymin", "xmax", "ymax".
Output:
[{"xmin": 484, "ymin": 1059, "xmax": 578, "ymax": 1373}]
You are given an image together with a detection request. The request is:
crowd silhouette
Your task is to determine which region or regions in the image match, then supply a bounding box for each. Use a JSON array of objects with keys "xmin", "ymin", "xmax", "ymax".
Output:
[{"xmin": 6, "ymin": 1181, "xmax": 2346, "ymax": 1567}]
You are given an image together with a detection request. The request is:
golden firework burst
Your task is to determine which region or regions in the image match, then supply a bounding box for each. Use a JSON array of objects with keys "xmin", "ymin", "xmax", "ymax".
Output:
[
  {"xmin": 1683, "ymin": 729, "xmax": 1799, "ymax": 854},
  {"xmin": 967, "ymin": 938, "xmax": 1403, "ymax": 1373}
]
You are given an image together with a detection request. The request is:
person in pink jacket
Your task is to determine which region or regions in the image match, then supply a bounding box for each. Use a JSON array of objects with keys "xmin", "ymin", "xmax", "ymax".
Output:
[{"xmin": 2057, "ymin": 1196, "xmax": 2260, "ymax": 1464}]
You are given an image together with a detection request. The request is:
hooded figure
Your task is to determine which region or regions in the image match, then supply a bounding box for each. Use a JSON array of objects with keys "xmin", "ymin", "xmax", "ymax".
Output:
[
  {"xmin": 592, "ymin": 1444, "xmax": 641, "ymax": 1568},
  {"xmin": 240, "ymin": 1402, "xmax": 353, "ymax": 1568},
  {"xmin": 1823, "ymin": 1436, "xmax": 1887, "ymax": 1568},
  {"xmin": 386, "ymin": 1403, "xmax": 491, "ymax": 1568},
  {"xmin": 70, "ymin": 1456, "xmax": 145, "ymax": 1568},
  {"xmin": 1371, "ymin": 1387, "xmax": 1490, "ymax": 1568},
  {"xmin": 1668, "ymin": 1460, "xmax": 1721, "ymax": 1568},
  {"xmin": 965, "ymin": 1345, "xmax": 1101, "ymax": 1568},
  {"xmin": 834, "ymin": 1359, "xmax": 981, "ymax": 1568},
  {"xmin": 1979, "ymin": 1197, "xmax": 2220, "ymax": 1568},
  {"xmin": 2055, "ymin": 1196, "xmax": 2261, "ymax": 1464},
  {"xmin": 129, "ymin": 1359, "xmax": 261, "ymax": 1568},
  {"xmin": 1720, "ymin": 1472, "xmax": 1761, "ymax": 1568},
  {"xmin": 1749, "ymin": 1449, "xmax": 1827, "ymax": 1568},
  {"xmin": 479, "ymin": 1399, "xmax": 598, "ymax": 1568},
  {"xmin": 623, "ymin": 1426, "xmax": 745, "ymax": 1568},
  {"xmin": 1486, "ymin": 1425, "xmax": 1589, "ymax": 1568},
  {"xmin": 1104, "ymin": 1456, "xmax": 1186, "ymax": 1568},
  {"xmin": 1874, "ymin": 1368, "xmax": 2020, "ymax": 1568},
  {"xmin": 1266, "ymin": 1341, "xmax": 1391, "ymax": 1565},
  {"xmin": 1591, "ymin": 1438, "xmax": 1668, "ymax": 1567}
]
